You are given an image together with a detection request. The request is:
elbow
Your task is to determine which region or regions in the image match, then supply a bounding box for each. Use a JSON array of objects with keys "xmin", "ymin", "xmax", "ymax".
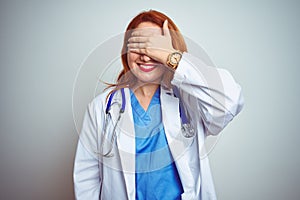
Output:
[
  {"xmin": 228, "ymin": 85, "xmax": 244, "ymax": 117},
  {"xmin": 205, "ymin": 90, "xmax": 244, "ymax": 136},
  {"xmin": 204, "ymin": 111, "xmax": 234, "ymax": 136}
]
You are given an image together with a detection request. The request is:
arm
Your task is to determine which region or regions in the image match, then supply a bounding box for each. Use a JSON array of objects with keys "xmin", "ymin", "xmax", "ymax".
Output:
[
  {"xmin": 127, "ymin": 20, "xmax": 244, "ymax": 136},
  {"xmin": 73, "ymin": 102, "xmax": 101, "ymax": 200},
  {"xmin": 172, "ymin": 52, "xmax": 244, "ymax": 136}
]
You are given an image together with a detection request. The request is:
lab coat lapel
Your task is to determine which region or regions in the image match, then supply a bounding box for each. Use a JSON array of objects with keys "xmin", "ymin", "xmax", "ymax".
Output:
[
  {"xmin": 160, "ymin": 87, "xmax": 195, "ymax": 196},
  {"xmin": 160, "ymin": 87, "xmax": 181, "ymax": 140},
  {"xmin": 161, "ymin": 86, "xmax": 194, "ymax": 158},
  {"xmin": 110, "ymin": 88, "xmax": 136, "ymax": 200}
]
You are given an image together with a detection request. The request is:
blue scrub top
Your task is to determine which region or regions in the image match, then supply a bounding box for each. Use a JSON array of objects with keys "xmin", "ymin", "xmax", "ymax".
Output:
[{"xmin": 130, "ymin": 88, "xmax": 183, "ymax": 200}]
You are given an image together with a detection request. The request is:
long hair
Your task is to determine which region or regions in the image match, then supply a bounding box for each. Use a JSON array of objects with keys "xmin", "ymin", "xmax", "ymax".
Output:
[{"xmin": 106, "ymin": 10, "xmax": 187, "ymax": 96}]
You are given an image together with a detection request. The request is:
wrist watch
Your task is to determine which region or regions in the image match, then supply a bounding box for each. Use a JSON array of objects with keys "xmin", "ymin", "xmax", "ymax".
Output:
[{"xmin": 166, "ymin": 50, "xmax": 182, "ymax": 69}]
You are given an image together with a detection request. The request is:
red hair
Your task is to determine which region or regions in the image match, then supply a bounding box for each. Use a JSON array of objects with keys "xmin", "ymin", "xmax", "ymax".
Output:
[{"xmin": 106, "ymin": 10, "xmax": 187, "ymax": 94}]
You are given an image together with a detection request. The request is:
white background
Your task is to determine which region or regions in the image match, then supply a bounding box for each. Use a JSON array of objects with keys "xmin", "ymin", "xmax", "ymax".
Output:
[{"xmin": 0, "ymin": 0, "xmax": 299, "ymax": 199}]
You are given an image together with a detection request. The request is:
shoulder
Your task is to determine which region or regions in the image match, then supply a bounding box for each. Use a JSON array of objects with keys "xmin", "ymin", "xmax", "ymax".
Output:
[
  {"xmin": 88, "ymin": 88, "xmax": 113, "ymax": 112},
  {"xmin": 92, "ymin": 89, "xmax": 111, "ymax": 103}
]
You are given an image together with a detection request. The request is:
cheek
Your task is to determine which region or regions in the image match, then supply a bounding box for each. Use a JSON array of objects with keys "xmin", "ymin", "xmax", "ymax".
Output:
[
  {"xmin": 127, "ymin": 52, "xmax": 139, "ymax": 68},
  {"xmin": 157, "ymin": 67, "xmax": 166, "ymax": 76}
]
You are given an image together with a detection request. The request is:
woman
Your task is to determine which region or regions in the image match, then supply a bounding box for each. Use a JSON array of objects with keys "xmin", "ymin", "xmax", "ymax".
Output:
[{"xmin": 73, "ymin": 10, "xmax": 243, "ymax": 200}]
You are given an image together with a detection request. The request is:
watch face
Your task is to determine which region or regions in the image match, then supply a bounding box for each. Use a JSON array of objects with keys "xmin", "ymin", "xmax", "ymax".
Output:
[
  {"xmin": 167, "ymin": 51, "xmax": 182, "ymax": 68},
  {"xmin": 171, "ymin": 56, "xmax": 177, "ymax": 64},
  {"xmin": 171, "ymin": 52, "xmax": 182, "ymax": 64}
]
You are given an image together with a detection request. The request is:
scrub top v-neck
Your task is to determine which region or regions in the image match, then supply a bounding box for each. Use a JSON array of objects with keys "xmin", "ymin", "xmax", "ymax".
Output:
[{"xmin": 130, "ymin": 87, "xmax": 183, "ymax": 200}]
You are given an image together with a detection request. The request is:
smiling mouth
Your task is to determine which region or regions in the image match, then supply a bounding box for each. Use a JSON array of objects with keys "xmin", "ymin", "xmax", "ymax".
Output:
[{"xmin": 138, "ymin": 63, "xmax": 158, "ymax": 72}]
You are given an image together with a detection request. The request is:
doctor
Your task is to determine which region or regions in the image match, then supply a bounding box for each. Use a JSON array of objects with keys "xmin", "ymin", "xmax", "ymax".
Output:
[{"xmin": 73, "ymin": 10, "xmax": 243, "ymax": 200}]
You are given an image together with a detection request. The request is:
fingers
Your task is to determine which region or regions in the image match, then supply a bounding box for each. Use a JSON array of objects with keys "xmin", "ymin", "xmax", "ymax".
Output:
[
  {"xmin": 127, "ymin": 36, "xmax": 148, "ymax": 54},
  {"xmin": 131, "ymin": 29, "xmax": 156, "ymax": 37},
  {"xmin": 127, "ymin": 39, "xmax": 147, "ymax": 54},
  {"xmin": 127, "ymin": 48, "xmax": 146, "ymax": 55},
  {"xmin": 127, "ymin": 42, "xmax": 147, "ymax": 49},
  {"xmin": 128, "ymin": 36, "xmax": 149, "ymax": 43},
  {"xmin": 163, "ymin": 20, "xmax": 171, "ymax": 37},
  {"xmin": 131, "ymin": 22, "xmax": 170, "ymax": 37},
  {"xmin": 127, "ymin": 21, "xmax": 172, "ymax": 61},
  {"xmin": 127, "ymin": 33, "xmax": 151, "ymax": 52}
]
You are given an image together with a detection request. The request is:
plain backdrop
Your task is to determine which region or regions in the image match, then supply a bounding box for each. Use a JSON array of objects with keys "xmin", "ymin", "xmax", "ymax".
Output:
[{"xmin": 0, "ymin": 0, "xmax": 299, "ymax": 199}]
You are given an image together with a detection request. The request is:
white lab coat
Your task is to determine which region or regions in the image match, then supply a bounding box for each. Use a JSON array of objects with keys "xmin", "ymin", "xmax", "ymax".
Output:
[{"xmin": 73, "ymin": 52, "xmax": 244, "ymax": 200}]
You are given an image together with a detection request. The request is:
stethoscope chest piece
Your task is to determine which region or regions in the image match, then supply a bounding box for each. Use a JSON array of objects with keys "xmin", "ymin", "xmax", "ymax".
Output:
[
  {"xmin": 181, "ymin": 123, "xmax": 195, "ymax": 138},
  {"xmin": 173, "ymin": 86, "xmax": 195, "ymax": 138}
]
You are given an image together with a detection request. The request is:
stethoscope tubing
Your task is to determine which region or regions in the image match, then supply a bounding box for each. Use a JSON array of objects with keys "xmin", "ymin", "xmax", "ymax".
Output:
[
  {"xmin": 101, "ymin": 87, "xmax": 194, "ymax": 157},
  {"xmin": 106, "ymin": 88, "xmax": 125, "ymax": 114}
]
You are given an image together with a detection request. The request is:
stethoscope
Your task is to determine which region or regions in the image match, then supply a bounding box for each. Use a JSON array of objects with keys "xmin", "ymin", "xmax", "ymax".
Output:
[{"xmin": 100, "ymin": 87, "xmax": 195, "ymax": 157}]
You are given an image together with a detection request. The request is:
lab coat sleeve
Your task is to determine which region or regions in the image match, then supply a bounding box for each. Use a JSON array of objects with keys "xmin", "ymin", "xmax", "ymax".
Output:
[
  {"xmin": 171, "ymin": 52, "xmax": 244, "ymax": 136},
  {"xmin": 73, "ymin": 101, "xmax": 101, "ymax": 200}
]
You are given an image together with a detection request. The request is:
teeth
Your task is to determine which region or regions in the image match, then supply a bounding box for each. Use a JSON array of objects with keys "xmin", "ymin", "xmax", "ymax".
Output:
[{"xmin": 140, "ymin": 65, "xmax": 155, "ymax": 69}]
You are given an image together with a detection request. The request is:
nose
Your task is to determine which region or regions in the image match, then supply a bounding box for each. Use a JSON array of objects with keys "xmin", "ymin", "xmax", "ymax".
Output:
[{"xmin": 140, "ymin": 54, "xmax": 151, "ymax": 62}]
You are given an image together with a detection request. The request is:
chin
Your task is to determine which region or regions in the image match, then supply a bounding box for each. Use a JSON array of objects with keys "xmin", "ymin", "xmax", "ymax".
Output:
[
  {"xmin": 135, "ymin": 76, "xmax": 162, "ymax": 85},
  {"xmin": 131, "ymin": 69, "xmax": 164, "ymax": 85}
]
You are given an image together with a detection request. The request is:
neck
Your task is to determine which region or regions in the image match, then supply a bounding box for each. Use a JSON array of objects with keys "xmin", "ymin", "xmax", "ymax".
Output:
[{"xmin": 132, "ymin": 83, "xmax": 159, "ymax": 98}]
